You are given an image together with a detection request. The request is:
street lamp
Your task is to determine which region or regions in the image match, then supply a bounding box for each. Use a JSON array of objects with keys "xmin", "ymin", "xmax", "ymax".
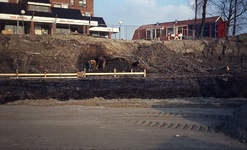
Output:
[
  {"xmin": 21, "ymin": 10, "xmax": 25, "ymax": 34},
  {"xmin": 119, "ymin": 21, "xmax": 122, "ymax": 40}
]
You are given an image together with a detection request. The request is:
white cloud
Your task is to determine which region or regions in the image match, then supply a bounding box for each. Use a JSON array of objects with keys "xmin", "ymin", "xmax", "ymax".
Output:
[
  {"xmin": 121, "ymin": 0, "xmax": 194, "ymax": 25},
  {"xmin": 95, "ymin": 0, "xmax": 195, "ymax": 39},
  {"xmin": 125, "ymin": 0, "xmax": 157, "ymax": 6}
]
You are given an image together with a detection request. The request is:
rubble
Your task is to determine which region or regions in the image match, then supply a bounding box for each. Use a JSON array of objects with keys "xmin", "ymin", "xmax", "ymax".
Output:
[{"xmin": 217, "ymin": 103, "xmax": 247, "ymax": 143}]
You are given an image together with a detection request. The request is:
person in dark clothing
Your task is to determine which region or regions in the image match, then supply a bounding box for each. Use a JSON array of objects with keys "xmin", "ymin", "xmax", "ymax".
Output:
[{"xmin": 97, "ymin": 56, "xmax": 106, "ymax": 70}]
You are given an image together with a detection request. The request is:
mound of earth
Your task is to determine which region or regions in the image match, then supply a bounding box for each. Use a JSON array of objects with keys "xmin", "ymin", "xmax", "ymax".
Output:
[
  {"xmin": 217, "ymin": 103, "xmax": 247, "ymax": 143},
  {"xmin": 0, "ymin": 33, "xmax": 247, "ymax": 76}
]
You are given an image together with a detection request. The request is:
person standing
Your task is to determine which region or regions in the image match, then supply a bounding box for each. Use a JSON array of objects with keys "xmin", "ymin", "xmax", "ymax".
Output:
[
  {"xmin": 97, "ymin": 56, "xmax": 106, "ymax": 70},
  {"xmin": 87, "ymin": 59, "xmax": 97, "ymax": 71}
]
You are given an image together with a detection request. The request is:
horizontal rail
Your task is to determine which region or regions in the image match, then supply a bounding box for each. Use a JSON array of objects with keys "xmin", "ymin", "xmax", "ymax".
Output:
[
  {"xmin": 78, "ymin": 69, "xmax": 146, "ymax": 78},
  {"xmin": 10, "ymin": 77, "xmax": 79, "ymax": 79},
  {"xmin": 0, "ymin": 73, "xmax": 77, "ymax": 76},
  {"xmin": 0, "ymin": 69, "xmax": 146, "ymax": 79}
]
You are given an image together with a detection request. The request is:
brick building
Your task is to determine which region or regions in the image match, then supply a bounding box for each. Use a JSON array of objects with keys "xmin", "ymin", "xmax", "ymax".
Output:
[
  {"xmin": 0, "ymin": 0, "xmax": 118, "ymax": 37},
  {"xmin": 132, "ymin": 16, "xmax": 228, "ymax": 41},
  {"xmin": 49, "ymin": 0, "xmax": 94, "ymax": 17}
]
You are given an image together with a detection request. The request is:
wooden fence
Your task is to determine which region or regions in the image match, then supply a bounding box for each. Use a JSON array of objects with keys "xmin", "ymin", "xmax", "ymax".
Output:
[{"xmin": 0, "ymin": 69, "xmax": 146, "ymax": 79}]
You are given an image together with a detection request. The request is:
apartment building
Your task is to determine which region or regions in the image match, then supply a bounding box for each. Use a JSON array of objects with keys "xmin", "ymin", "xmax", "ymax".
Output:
[
  {"xmin": 0, "ymin": 0, "xmax": 118, "ymax": 37},
  {"xmin": 49, "ymin": 0, "xmax": 94, "ymax": 17},
  {"xmin": 1, "ymin": 0, "xmax": 93, "ymax": 16}
]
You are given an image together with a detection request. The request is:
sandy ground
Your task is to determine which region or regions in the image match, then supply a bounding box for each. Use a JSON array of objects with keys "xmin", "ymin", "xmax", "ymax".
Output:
[
  {"xmin": 0, "ymin": 98, "xmax": 246, "ymax": 150},
  {"xmin": 5, "ymin": 97, "xmax": 246, "ymax": 108}
]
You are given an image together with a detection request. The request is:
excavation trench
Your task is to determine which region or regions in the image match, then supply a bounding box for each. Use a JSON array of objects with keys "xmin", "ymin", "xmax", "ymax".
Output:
[{"xmin": 1, "ymin": 75, "xmax": 246, "ymax": 104}]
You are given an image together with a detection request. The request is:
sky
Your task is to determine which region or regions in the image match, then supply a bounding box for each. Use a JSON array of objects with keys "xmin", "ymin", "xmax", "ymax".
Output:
[
  {"xmin": 94, "ymin": 0, "xmax": 247, "ymax": 39},
  {"xmin": 94, "ymin": 0, "xmax": 195, "ymax": 26},
  {"xmin": 94, "ymin": 0, "xmax": 201, "ymax": 39}
]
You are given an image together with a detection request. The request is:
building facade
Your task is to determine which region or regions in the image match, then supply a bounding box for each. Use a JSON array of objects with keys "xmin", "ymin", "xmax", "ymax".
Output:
[
  {"xmin": 1, "ymin": 0, "xmax": 94, "ymax": 16},
  {"xmin": 132, "ymin": 16, "xmax": 228, "ymax": 41},
  {"xmin": 49, "ymin": 0, "xmax": 94, "ymax": 17},
  {"xmin": 0, "ymin": 0, "xmax": 118, "ymax": 37}
]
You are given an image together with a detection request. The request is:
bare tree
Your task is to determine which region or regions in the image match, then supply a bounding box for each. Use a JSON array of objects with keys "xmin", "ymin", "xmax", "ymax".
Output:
[
  {"xmin": 210, "ymin": 0, "xmax": 247, "ymax": 36},
  {"xmin": 200, "ymin": 0, "xmax": 208, "ymax": 37},
  {"xmin": 233, "ymin": 0, "xmax": 238, "ymax": 35},
  {"xmin": 194, "ymin": 0, "xmax": 198, "ymax": 38},
  {"xmin": 190, "ymin": 0, "xmax": 209, "ymax": 38}
]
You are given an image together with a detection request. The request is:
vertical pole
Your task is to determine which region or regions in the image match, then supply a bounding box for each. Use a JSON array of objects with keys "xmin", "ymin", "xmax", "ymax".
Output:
[
  {"xmin": 84, "ymin": 68, "xmax": 86, "ymax": 78},
  {"xmin": 17, "ymin": 18, "xmax": 19, "ymax": 34},
  {"xmin": 60, "ymin": 61, "xmax": 61, "ymax": 78},
  {"xmin": 16, "ymin": 69, "xmax": 19, "ymax": 79},
  {"xmin": 53, "ymin": 23, "xmax": 57, "ymax": 35},
  {"xmin": 44, "ymin": 72, "xmax": 46, "ymax": 78},
  {"xmin": 83, "ymin": 25, "xmax": 85, "ymax": 35},
  {"xmin": 114, "ymin": 69, "xmax": 116, "ymax": 78},
  {"xmin": 125, "ymin": 25, "xmax": 127, "ymax": 40},
  {"xmin": 31, "ymin": 21, "xmax": 35, "ymax": 34},
  {"xmin": 109, "ymin": 32, "xmax": 112, "ymax": 39},
  {"xmin": 69, "ymin": 23, "xmax": 70, "ymax": 34},
  {"xmin": 138, "ymin": 27, "xmax": 140, "ymax": 40},
  {"xmin": 119, "ymin": 24, "xmax": 121, "ymax": 40},
  {"xmin": 144, "ymin": 69, "xmax": 146, "ymax": 77},
  {"xmin": 86, "ymin": 25, "xmax": 90, "ymax": 35}
]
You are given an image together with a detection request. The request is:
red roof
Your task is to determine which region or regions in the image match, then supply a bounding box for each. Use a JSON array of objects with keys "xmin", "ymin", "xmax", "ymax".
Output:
[{"xmin": 139, "ymin": 16, "xmax": 223, "ymax": 29}]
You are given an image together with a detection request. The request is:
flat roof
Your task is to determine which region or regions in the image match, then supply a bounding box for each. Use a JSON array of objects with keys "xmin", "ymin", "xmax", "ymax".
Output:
[{"xmin": 0, "ymin": 2, "xmax": 106, "ymax": 27}]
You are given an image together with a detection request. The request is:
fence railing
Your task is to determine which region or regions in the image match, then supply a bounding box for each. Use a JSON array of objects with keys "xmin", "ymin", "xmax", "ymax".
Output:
[{"xmin": 0, "ymin": 69, "xmax": 146, "ymax": 79}]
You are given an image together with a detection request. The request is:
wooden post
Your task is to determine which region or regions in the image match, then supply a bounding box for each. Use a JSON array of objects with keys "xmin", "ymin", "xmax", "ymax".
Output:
[
  {"xmin": 86, "ymin": 26, "xmax": 90, "ymax": 35},
  {"xmin": 53, "ymin": 23, "xmax": 56, "ymax": 35},
  {"xmin": 144, "ymin": 69, "xmax": 146, "ymax": 77},
  {"xmin": 109, "ymin": 32, "xmax": 112, "ymax": 39},
  {"xmin": 44, "ymin": 72, "xmax": 46, "ymax": 78},
  {"xmin": 84, "ymin": 68, "xmax": 86, "ymax": 78},
  {"xmin": 16, "ymin": 69, "xmax": 19, "ymax": 79},
  {"xmin": 114, "ymin": 69, "xmax": 116, "ymax": 78},
  {"xmin": 31, "ymin": 21, "xmax": 35, "ymax": 34},
  {"xmin": 131, "ymin": 69, "xmax": 133, "ymax": 75}
]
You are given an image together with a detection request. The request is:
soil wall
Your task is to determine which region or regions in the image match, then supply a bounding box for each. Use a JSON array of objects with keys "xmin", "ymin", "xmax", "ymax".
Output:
[
  {"xmin": 1, "ymin": 75, "xmax": 247, "ymax": 104},
  {"xmin": 0, "ymin": 34, "xmax": 247, "ymax": 76}
]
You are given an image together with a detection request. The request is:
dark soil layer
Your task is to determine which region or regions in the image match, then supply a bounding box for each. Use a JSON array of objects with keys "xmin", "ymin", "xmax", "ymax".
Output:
[
  {"xmin": 1, "ymin": 75, "xmax": 247, "ymax": 104},
  {"xmin": 217, "ymin": 104, "xmax": 247, "ymax": 143}
]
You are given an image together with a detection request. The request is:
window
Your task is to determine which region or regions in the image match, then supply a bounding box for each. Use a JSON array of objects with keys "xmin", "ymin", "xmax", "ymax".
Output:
[
  {"xmin": 146, "ymin": 30, "xmax": 151, "ymax": 39},
  {"xmin": 85, "ymin": 13, "xmax": 91, "ymax": 17},
  {"xmin": 29, "ymin": 5, "xmax": 49, "ymax": 12},
  {"xmin": 79, "ymin": 0, "xmax": 86, "ymax": 7},
  {"xmin": 54, "ymin": 4, "xmax": 61, "ymax": 8},
  {"xmin": 71, "ymin": 0, "xmax": 74, "ymax": 6},
  {"xmin": 62, "ymin": 4, "xmax": 68, "ymax": 8},
  {"xmin": 0, "ymin": 0, "xmax": 8, "ymax": 2},
  {"xmin": 167, "ymin": 27, "xmax": 174, "ymax": 35},
  {"xmin": 146, "ymin": 29, "xmax": 161, "ymax": 40}
]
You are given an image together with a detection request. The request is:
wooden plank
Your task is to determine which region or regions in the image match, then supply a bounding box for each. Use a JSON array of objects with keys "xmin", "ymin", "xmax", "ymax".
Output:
[
  {"xmin": 84, "ymin": 68, "xmax": 86, "ymax": 78},
  {"xmin": 114, "ymin": 69, "xmax": 116, "ymax": 78},
  {"xmin": 0, "ymin": 70, "xmax": 146, "ymax": 78},
  {"xmin": 16, "ymin": 69, "xmax": 19, "ymax": 79}
]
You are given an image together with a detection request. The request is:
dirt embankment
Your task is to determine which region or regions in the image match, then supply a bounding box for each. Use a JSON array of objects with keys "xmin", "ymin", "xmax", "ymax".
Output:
[
  {"xmin": 1, "ymin": 34, "xmax": 247, "ymax": 144},
  {"xmin": 1, "ymin": 75, "xmax": 247, "ymax": 104},
  {"xmin": 0, "ymin": 33, "xmax": 247, "ymax": 101},
  {"xmin": 0, "ymin": 33, "xmax": 247, "ymax": 76}
]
